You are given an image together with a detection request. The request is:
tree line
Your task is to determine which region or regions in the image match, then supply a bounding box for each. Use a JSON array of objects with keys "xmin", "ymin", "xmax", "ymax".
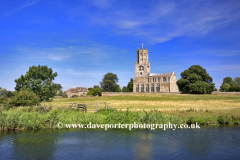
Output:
[
  {"xmin": 220, "ymin": 77, "xmax": 240, "ymax": 92},
  {"xmin": 1, "ymin": 64, "xmax": 239, "ymax": 107},
  {"xmin": 87, "ymin": 73, "xmax": 133, "ymax": 96}
]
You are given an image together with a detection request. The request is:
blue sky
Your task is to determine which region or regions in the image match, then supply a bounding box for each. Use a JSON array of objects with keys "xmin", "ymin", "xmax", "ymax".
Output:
[{"xmin": 1, "ymin": 0, "xmax": 240, "ymax": 91}]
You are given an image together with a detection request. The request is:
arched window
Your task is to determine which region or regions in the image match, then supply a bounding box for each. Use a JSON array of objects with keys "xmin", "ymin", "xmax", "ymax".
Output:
[
  {"xmin": 151, "ymin": 84, "xmax": 154, "ymax": 92},
  {"xmin": 156, "ymin": 84, "xmax": 160, "ymax": 92},
  {"xmin": 138, "ymin": 66, "xmax": 144, "ymax": 71},
  {"xmin": 163, "ymin": 77, "xmax": 166, "ymax": 82},
  {"xmin": 141, "ymin": 85, "xmax": 144, "ymax": 92},
  {"xmin": 158, "ymin": 77, "xmax": 160, "ymax": 82},
  {"xmin": 136, "ymin": 85, "xmax": 139, "ymax": 92},
  {"xmin": 146, "ymin": 85, "xmax": 149, "ymax": 92}
]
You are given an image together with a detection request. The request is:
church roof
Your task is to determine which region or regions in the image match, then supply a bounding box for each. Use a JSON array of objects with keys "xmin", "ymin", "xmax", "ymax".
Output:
[{"xmin": 148, "ymin": 72, "xmax": 172, "ymax": 76}]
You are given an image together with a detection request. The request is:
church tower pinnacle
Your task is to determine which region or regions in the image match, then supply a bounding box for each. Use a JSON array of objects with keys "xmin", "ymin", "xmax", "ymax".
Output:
[{"xmin": 135, "ymin": 45, "xmax": 150, "ymax": 78}]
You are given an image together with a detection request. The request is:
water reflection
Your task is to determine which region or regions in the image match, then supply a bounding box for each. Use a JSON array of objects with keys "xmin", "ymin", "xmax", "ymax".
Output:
[
  {"xmin": 0, "ymin": 126, "xmax": 239, "ymax": 159},
  {"xmin": 134, "ymin": 131, "xmax": 153, "ymax": 160}
]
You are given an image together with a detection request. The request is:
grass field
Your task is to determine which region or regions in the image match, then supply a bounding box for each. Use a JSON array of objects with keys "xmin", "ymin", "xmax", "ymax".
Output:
[
  {"xmin": 43, "ymin": 94, "xmax": 240, "ymax": 118},
  {"xmin": 0, "ymin": 94, "xmax": 239, "ymax": 130}
]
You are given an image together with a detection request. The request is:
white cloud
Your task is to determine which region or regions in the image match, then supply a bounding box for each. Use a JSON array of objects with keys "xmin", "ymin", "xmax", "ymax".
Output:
[
  {"xmin": 86, "ymin": 0, "xmax": 240, "ymax": 44},
  {"xmin": 12, "ymin": 43, "xmax": 123, "ymax": 63},
  {"xmin": 208, "ymin": 64, "xmax": 240, "ymax": 72},
  {"xmin": 3, "ymin": 0, "xmax": 39, "ymax": 17}
]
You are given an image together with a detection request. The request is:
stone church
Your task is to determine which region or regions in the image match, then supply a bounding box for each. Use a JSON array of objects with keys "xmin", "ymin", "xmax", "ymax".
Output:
[{"xmin": 133, "ymin": 45, "xmax": 179, "ymax": 93}]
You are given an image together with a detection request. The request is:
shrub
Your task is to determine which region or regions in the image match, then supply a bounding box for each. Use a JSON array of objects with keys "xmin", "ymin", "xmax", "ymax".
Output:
[
  {"xmin": 0, "ymin": 97, "xmax": 7, "ymax": 103},
  {"xmin": 194, "ymin": 117, "xmax": 206, "ymax": 124},
  {"xmin": 0, "ymin": 87, "xmax": 8, "ymax": 98},
  {"xmin": 62, "ymin": 95, "xmax": 68, "ymax": 98},
  {"xmin": 187, "ymin": 117, "xmax": 195, "ymax": 124},
  {"xmin": 9, "ymin": 90, "xmax": 40, "ymax": 106},
  {"xmin": 87, "ymin": 85, "xmax": 102, "ymax": 96},
  {"xmin": 217, "ymin": 116, "xmax": 225, "ymax": 124}
]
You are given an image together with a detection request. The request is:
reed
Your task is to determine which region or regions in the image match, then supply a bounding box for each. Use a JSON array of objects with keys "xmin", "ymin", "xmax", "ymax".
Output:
[{"xmin": 0, "ymin": 107, "xmax": 184, "ymax": 130}]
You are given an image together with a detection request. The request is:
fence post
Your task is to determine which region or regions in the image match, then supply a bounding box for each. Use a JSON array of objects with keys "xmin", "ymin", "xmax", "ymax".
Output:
[
  {"xmin": 72, "ymin": 103, "xmax": 73, "ymax": 108},
  {"xmin": 105, "ymin": 102, "xmax": 107, "ymax": 111},
  {"xmin": 85, "ymin": 104, "xmax": 87, "ymax": 113},
  {"xmin": 96, "ymin": 103, "xmax": 97, "ymax": 111}
]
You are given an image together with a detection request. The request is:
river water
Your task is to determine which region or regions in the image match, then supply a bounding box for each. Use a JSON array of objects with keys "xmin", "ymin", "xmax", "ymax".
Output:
[{"xmin": 0, "ymin": 126, "xmax": 240, "ymax": 160}]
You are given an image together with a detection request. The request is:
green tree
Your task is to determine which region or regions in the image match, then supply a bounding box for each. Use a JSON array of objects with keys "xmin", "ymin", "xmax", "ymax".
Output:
[
  {"xmin": 57, "ymin": 90, "xmax": 63, "ymax": 96},
  {"xmin": 100, "ymin": 73, "xmax": 121, "ymax": 92},
  {"xmin": 234, "ymin": 84, "xmax": 240, "ymax": 91},
  {"xmin": 0, "ymin": 87, "xmax": 8, "ymax": 97},
  {"xmin": 14, "ymin": 65, "xmax": 58, "ymax": 101},
  {"xmin": 220, "ymin": 83, "xmax": 231, "ymax": 92},
  {"xmin": 9, "ymin": 90, "xmax": 40, "ymax": 106},
  {"xmin": 223, "ymin": 77, "xmax": 233, "ymax": 84},
  {"xmin": 6, "ymin": 91, "xmax": 14, "ymax": 98},
  {"xmin": 87, "ymin": 85, "xmax": 103, "ymax": 96},
  {"xmin": 122, "ymin": 86, "xmax": 129, "ymax": 92},
  {"xmin": 220, "ymin": 77, "xmax": 233, "ymax": 92},
  {"xmin": 127, "ymin": 78, "xmax": 133, "ymax": 92},
  {"xmin": 176, "ymin": 65, "xmax": 215, "ymax": 94},
  {"xmin": 234, "ymin": 77, "xmax": 240, "ymax": 84},
  {"xmin": 56, "ymin": 84, "xmax": 62, "ymax": 90}
]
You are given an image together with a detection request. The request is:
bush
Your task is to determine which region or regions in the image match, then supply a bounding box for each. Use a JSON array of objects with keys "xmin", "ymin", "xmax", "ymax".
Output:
[
  {"xmin": 62, "ymin": 95, "xmax": 68, "ymax": 98},
  {"xmin": 194, "ymin": 117, "xmax": 206, "ymax": 124},
  {"xmin": 0, "ymin": 87, "xmax": 8, "ymax": 98},
  {"xmin": 187, "ymin": 117, "xmax": 195, "ymax": 124},
  {"xmin": 87, "ymin": 85, "xmax": 102, "ymax": 96},
  {"xmin": 9, "ymin": 90, "xmax": 40, "ymax": 106},
  {"xmin": 0, "ymin": 97, "xmax": 7, "ymax": 103},
  {"xmin": 217, "ymin": 116, "xmax": 225, "ymax": 124}
]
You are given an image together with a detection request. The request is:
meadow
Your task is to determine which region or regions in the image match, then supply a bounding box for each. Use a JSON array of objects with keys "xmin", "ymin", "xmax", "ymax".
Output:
[
  {"xmin": 45, "ymin": 94, "xmax": 240, "ymax": 118},
  {"xmin": 0, "ymin": 94, "xmax": 239, "ymax": 130}
]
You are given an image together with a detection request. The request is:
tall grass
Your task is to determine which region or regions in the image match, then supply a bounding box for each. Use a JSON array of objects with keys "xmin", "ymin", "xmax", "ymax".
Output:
[
  {"xmin": 0, "ymin": 107, "xmax": 184, "ymax": 130},
  {"xmin": 0, "ymin": 105, "xmax": 239, "ymax": 130}
]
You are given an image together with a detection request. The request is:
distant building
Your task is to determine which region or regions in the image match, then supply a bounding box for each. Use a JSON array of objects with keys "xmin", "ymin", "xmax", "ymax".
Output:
[
  {"xmin": 66, "ymin": 87, "xmax": 89, "ymax": 98},
  {"xmin": 133, "ymin": 45, "xmax": 179, "ymax": 93}
]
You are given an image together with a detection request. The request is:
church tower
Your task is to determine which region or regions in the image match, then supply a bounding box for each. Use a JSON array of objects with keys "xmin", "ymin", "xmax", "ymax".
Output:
[
  {"xmin": 133, "ymin": 44, "xmax": 179, "ymax": 93},
  {"xmin": 135, "ymin": 44, "xmax": 150, "ymax": 78}
]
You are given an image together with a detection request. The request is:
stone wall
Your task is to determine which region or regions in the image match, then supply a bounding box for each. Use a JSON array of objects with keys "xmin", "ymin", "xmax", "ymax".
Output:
[
  {"xmin": 102, "ymin": 92, "xmax": 182, "ymax": 96},
  {"xmin": 212, "ymin": 92, "xmax": 240, "ymax": 95},
  {"xmin": 102, "ymin": 91, "xmax": 240, "ymax": 96}
]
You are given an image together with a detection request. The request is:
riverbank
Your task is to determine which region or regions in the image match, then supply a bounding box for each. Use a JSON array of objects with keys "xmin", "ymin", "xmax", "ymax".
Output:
[{"xmin": 0, "ymin": 107, "xmax": 239, "ymax": 130}]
